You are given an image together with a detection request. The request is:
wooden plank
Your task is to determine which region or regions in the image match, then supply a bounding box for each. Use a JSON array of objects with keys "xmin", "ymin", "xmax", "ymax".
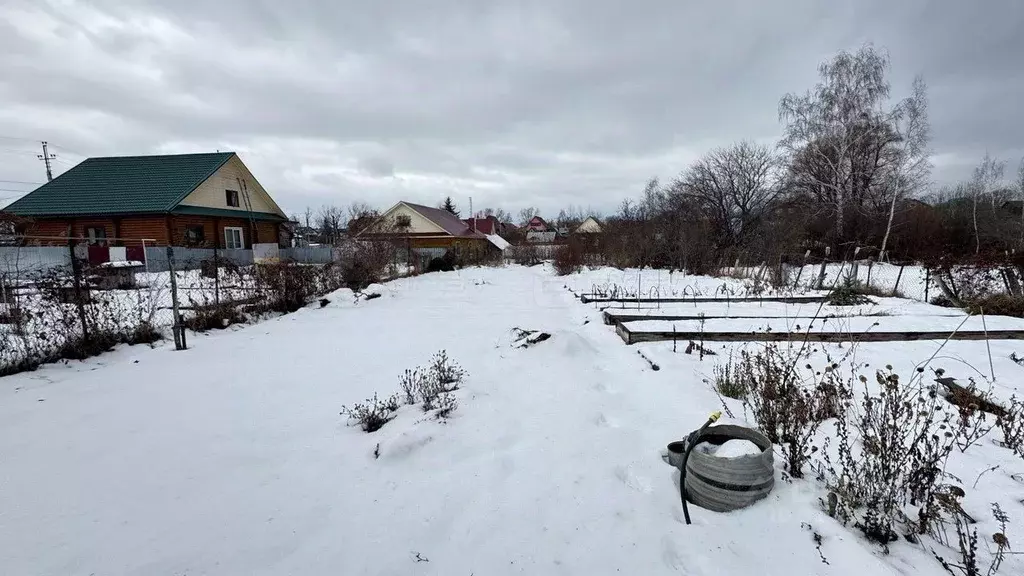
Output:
[
  {"xmin": 615, "ymin": 321, "xmax": 632, "ymax": 344},
  {"xmin": 603, "ymin": 311, "xmax": 860, "ymax": 325},
  {"xmin": 603, "ymin": 311, "xmax": 970, "ymax": 325},
  {"xmin": 581, "ymin": 294, "xmax": 826, "ymax": 304},
  {"xmin": 621, "ymin": 330, "xmax": 1024, "ymax": 345}
]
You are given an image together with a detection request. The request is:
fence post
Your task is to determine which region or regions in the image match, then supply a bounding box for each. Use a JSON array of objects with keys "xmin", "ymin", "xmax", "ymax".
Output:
[
  {"xmin": 814, "ymin": 247, "xmax": 830, "ymax": 289},
  {"xmin": 792, "ymin": 250, "xmax": 809, "ymax": 289},
  {"xmin": 924, "ymin": 268, "xmax": 930, "ymax": 303},
  {"xmin": 893, "ymin": 265, "xmax": 905, "ymax": 296},
  {"xmin": 68, "ymin": 238, "xmax": 90, "ymax": 343},
  {"xmin": 167, "ymin": 246, "xmax": 186, "ymax": 350},
  {"xmin": 213, "ymin": 243, "xmax": 220, "ymax": 306},
  {"xmin": 865, "ymin": 257, "xmax": 874, "ymax": 288}
]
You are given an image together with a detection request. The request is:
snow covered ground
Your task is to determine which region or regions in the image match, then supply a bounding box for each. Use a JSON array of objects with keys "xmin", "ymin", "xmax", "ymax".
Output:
[{"xmin": 1, "ymin": 264, "xmax": 1022, "ymax": 575}]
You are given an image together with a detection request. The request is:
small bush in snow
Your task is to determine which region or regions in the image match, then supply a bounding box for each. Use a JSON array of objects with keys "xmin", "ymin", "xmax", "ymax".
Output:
[
  {"xmin": 434, "ymin": 391, "xmax": 459, "ymax": 419},
  {"xmin": 826, "ymin": 277, "xmax": 876, "ymax": 306},
  {"xmin": 819, "ymin": 366, "xmax": 991, "ymax": 548},
  {"xmin": 398, "ymin": 368, "xmax": 426, "ymax": 405},
  {"xmin": 552, "ymin": 242, "xmax": 584, "ymax": 276},
  {"xmin": 712, "ymin": 357, "xmax": 745, "ymax": 400},
  {"xmin": 427, "ymin": 350, "xmax": 466, "ymax": 389},
  {"xmin": 732, "ymin": 344, "xmax": 837, "ymax": 478},
  {"xmin": 341, "ymin": 392, "xmax": 401, "ymax": 433},
  {"xmin": 417, "ymin": 375, "xmax": 449, "ymax": 411},
  {"xmin": 932, "ymin": 501, "xmax": 1010, "ymax": 576},
  {"xmin": 997, "ymin": 396, "xmax": 1024, "ymax": 459}
]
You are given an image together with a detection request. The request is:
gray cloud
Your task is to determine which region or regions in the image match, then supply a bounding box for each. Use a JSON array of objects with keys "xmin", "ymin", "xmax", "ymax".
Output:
[{"xmin": 2, "ymin": 0, "xmax": 1023, "ymax": 216}]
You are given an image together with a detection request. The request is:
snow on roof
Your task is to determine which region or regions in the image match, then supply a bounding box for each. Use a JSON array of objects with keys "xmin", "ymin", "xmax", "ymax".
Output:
[{"xmin": 485, "ymin": 234, "xmax": 510, "ymax": 251}]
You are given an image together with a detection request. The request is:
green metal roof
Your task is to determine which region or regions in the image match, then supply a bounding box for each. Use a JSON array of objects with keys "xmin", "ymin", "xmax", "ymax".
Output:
[
  {"xmin": 3, "ymin": 152, "xmax": 234, "ymax": 217},
  {"xmin": 171, "ymin": 205, "xmax": 286, "ymax": 222}
]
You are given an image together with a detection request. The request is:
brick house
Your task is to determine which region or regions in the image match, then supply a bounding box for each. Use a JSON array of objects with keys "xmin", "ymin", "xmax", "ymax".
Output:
[{"xmin": 3, "ymin": 152, "xmax": 288, "ymax": 248}]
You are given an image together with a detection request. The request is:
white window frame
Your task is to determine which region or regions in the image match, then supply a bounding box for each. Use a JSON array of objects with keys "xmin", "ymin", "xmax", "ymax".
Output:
[
  {"xmin": 85, "ymin": 226, "xmax": 107, "ymax": 246},
  {"xmin": 224, "ymin": 227, "xmax": 244, "ymax": 250}
]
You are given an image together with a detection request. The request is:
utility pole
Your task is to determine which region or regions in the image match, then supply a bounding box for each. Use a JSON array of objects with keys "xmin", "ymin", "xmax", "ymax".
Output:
[{"xmin": 38, "ymin": 141, "xmax": 55, "ymax": 182}]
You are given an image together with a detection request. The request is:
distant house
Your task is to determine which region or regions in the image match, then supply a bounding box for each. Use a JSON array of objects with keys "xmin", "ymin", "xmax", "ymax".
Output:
[
  {"xmin": 360, "ymin": 201, "xmax": 508, "ymax": 257},
  {"xmin": 4, "ymin": 152, "xmax": 288, "ymax": 248},
  {"xmin": 574, "ymin": 216, "xmax": 602, "ymax": 234},
  {"xmin": 524, "ymin": 216, "xmax": 550, "ymax": 232},
  {"xmin": 463, "ymin": 215, "xmax": 509, "ymax": 237},
  {"xmin": 526, "ymin": 230, "xmax": 557, "ymax": 243}
]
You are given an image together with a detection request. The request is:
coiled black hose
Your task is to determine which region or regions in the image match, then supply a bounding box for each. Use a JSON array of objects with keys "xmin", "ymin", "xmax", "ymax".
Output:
[{"xmin": 679, "ymin": 412, "xmax": 720, "ymax": 525}]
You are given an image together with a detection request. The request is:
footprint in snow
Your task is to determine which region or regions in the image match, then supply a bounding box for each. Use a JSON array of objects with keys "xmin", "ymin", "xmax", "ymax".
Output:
[
  {"xmin": 614, "ymin": 464, "xmax": 652, "ymax": 493},
  {"xmin": 661, "ymin": 535, "xmax": 686, "ymax": 572},
  {"xmin": 594, "ymin": 413, "xmax": 620, "ymax": 428}
]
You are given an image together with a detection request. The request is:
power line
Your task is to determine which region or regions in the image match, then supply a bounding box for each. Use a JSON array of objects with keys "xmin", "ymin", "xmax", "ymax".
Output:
[
  {"xmin": 0, "ymin": 179, "xmax": 43, "ymax": 185},
  {"xmin": 46, "ymin": 142, "xmax": 87, "ymax": 157},
  {"xmin": 0, "ymin": 135, "xmax": 37, "ymax": 143}
]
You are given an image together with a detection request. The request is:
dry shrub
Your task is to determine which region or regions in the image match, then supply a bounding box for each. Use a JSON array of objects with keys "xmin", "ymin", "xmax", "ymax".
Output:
[
  {"xmin": 348, "ymin": 350, "xmax": 466, "ymax": 432},
  {"xmin": 965, "ymin": 294, "xmax": 1024, "ymax": 318},
  {"xmin": 553, "ymin": 242, "xmax": 584, "ymax": 276},
  {"xmin": 340, "ymin": 241, "xmax": 397, "ymax": 290},
  {"xmin": 729, "ymin": 344, "xmax": 842, "ymax": 478},
  {"xmin": 185, "ymin": 303, "xmax": 246, "ymax": 332},
  {"xmin": 340, "ymin": 392, "xmax": 401, "ymax": 433},
  {"xmin": 712, "ymin": 356, "xmax": 745, "ymax": 399},
  {"xmin": 509, "ymin": 244, "xmax": 543, "ymax": 266},
  {"xmin": 254, "ymin": 261, "xmax": 322, "ymax": 313},
  {"xmin": 820, "ymin": 367, "xmax": 991, "ymax": 549},
  {"xmin": 997, "ymin": 396, "xmax": 1024, "ymax": 459}
]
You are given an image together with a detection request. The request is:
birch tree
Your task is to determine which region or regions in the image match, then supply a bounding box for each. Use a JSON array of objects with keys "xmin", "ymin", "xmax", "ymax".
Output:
[
  {"xmin": 1018, "ymin": 157, "xmax": 1024, "ymax": 248},
  {"xmin": 879, "ymin": 76, "xmax": 931, "ymax": 260},
  {"xmin": 780, "ymin": 45, "xmax": 924, "ymax": 249},
  {"xmin": 971, "ymin": 154, "xmax": 1006, "ymax": 253}
]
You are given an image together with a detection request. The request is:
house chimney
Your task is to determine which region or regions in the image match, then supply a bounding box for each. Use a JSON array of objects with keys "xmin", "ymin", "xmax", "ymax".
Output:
[{"xmin": 469, "ymin": 197, "xmax": 475, "ymax": 233}]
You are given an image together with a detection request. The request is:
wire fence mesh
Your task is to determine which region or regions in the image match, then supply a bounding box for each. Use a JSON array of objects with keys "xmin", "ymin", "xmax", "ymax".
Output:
[{"xmin": 0, "ymin": 237, "xmax": 372, "ymax": 377}]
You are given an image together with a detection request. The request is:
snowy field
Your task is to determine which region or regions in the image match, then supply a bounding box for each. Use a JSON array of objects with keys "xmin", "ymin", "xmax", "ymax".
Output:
[{"xmin": 1, "ymin": 264, "xmax": 1023, "ymax": 575}]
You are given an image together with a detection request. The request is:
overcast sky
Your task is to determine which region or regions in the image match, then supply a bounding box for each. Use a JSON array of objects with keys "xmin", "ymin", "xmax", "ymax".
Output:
[{"xmin": 1, "ymin": 0, "xmax": 1023, "ymax": 218}]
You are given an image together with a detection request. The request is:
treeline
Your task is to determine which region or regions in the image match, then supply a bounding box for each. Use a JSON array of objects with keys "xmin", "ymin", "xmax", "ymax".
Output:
[{"xmin": 591, "ymin": 45, "xmax": 1024, "ymax": 271}]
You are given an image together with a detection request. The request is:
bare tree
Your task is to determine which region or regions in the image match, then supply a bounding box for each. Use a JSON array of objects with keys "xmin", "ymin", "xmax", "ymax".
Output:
[
  {"xmin": 347, "ymin": 201, "xmax": 376, "ymax": 222},
  {"xmin": 1017, "ymin": 157, "xmax": 1024, "ymax": 248},
  {"xmin": 303, "ymin": 207, "xmax": 313, "ymax": 229},
  {"xmin": 346, "ymin": 202, "xmax": 380, "ymax": 236},
  {"xmin": 879, "ymin": 76, "xmax": 931, "ymax": 260},
  {"xmin": 674, "ymin": 141, "xmax": 785, "ymax": 249},
  {"xmin": 779, "ymin": 45, "xmax": 910, "ymax": 246},
  {"xmin": 971, "ymin": 153, "xmax": 1006, "ymax": 253},
  {"xmin": 493, "ymin": 208, "xmax": 512, "ymax": 224},
  {"xmin": 317, "ymin": 205, "xmax": 345, "ymax": 246},
  {"xmin": 518, "ymin": 207, "xmax": 539, "ymax": 226}
]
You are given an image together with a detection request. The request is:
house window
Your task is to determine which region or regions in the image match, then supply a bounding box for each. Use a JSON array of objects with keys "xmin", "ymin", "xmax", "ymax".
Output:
[
  {"xmin": 225, "ymin": 189, "xmax": 240, "ymax": 207},
  {"xmin": 184, "ymin": 225, "xmax": 205, "ymax": 247},
  {"xmin": 224, "ymin": 226, "xmax": 244, "ymax": 250},
  {"xmin": 85, "ymin": 226, "xmax": 107, "ymax": 246}
]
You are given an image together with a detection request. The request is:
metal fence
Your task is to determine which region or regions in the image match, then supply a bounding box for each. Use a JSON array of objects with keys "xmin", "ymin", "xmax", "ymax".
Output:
[
  {"xmin": 0, "ymin": 245, "xmax": 339, "ymax": 278},
  {"xmin": 723, "ymin": 258, "xmax": 938, "ymax": 303},
  {"xmin": 1, "ymin": 242, "xmax": 356, "ymax": 377},
  {"xmin": 280, "ymin": 246, "xmax": 335, "ymax": 264},
  {"xmin": 0, "ymin": 245, "xmax": 71, "ymax": 276}
]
